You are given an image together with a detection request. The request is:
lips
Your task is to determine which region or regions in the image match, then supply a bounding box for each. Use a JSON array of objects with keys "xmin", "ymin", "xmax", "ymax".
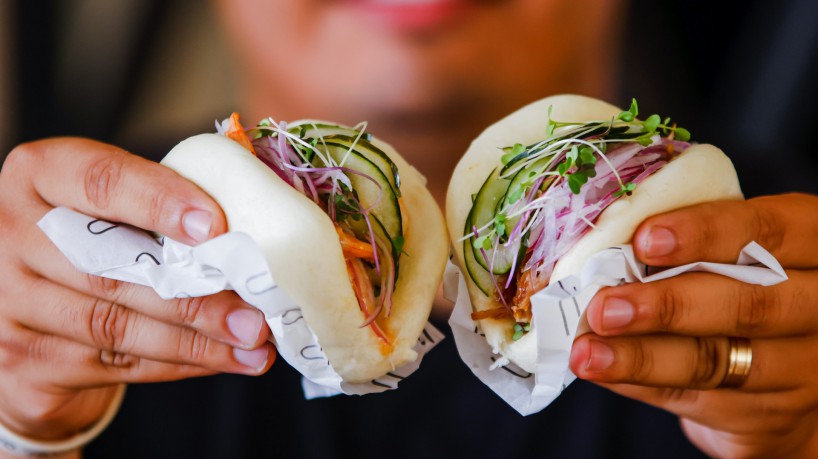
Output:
[{"xmin": 341, "ymin": 0, "xmax": 473, "ymax": 32}]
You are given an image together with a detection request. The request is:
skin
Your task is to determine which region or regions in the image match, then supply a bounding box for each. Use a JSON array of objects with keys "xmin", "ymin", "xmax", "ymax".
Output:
[
  {"xmin": 0, "ymin": 0, "xmax": 816, "ymax": 458},
  {"xmin": 215, "ymin": 0, "xmax": 624, "ymax": 202},
  {"xmin": 0, "ymin": 140, "xmax": 275, "ymax": 458},
  {"xmin": 570, "ymin": 194, "xmax": 818, "ymax": 458}
]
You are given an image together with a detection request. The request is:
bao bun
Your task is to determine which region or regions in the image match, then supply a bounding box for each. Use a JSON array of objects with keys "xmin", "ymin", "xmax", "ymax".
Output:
[
  {"xmin": 163, "ymin": 130, "xmax": 448, "ymax": 382},
  {"xmin": 446, "ymin": 95, "xmax": 743, "ymax": 372}
]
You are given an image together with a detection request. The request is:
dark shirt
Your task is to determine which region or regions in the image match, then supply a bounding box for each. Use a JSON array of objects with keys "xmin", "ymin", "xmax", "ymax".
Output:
[
  {"xmin": 10, "ymin": 0, "xmax": 818, "ymax": 457},
  {"xmin": 87, "ymin": 320, "xmax": 707, "ymax": 459}
]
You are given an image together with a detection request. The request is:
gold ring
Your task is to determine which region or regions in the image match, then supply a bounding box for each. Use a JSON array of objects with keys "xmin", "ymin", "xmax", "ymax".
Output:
[{"xmin": 719, "ymin": 337, "xmax": 752, "ymax": 388}]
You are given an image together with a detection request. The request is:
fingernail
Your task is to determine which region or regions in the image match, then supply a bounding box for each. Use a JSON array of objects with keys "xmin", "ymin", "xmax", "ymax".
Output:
[
  {"xmin": 233, "ymin": 346, "xmax": 269, "ymax": 372},
  {"xmin": 645, "ymin": 226, "xmax": 676, "ymax": 258},
  {"xmin": 227, "ymin": 309, "xmax": 264, "ymax": 348},
  {"xmin": 602, "ymin": 297, "xmax": 635, "ymax": 330},
  {"xmin": 587, "ymin": 340, "xmax": 615, "ymax": 372},
  {"xmin": 182, "ymin": 209, "xmax": 213, "ymax": 243}
]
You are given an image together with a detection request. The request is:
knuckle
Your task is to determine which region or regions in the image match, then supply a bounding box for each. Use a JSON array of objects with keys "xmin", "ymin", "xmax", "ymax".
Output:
[
  {"xmin": 84, "ymin": 151, "xmax": 126, "ymax": 210},
  {"xmin": 144, "ymin": 185, "xmax": 177, "ymax": 231},
  {"xmin": 656, "ymin": 284, "xmax": 685, "ymax": 332},
  {"xmin": 175, "ymin": 296, "xmax": 206, "ymax": 328},
  {"xmin": 629, "ymin": 340, "xmax": 655, "ymax": 380},
  {"xmin": 2, "ymin": 142, "xmax": 41, "ymax": 177},
  {"xmin": 25, "ymin": 334, "xmax": 52, "ymax": 363},
  {"xmin": 86, "ymin": 274, "xmax": 126, "ymax": 303},
  {"xmin": 87, "ymin": 300, "xmax": 131, "ymax": 351},
  {"xmin": 733, "ymin": 283, "xmax": 775, "ymax": 335},
  {"xmin": 0, "ymin": 325, "xmax": 24, "ymax": 372},
  {"xmin": 749, "ymin": 204, "xmax": 785, "ymax": 254},
  {"xmin": 694, "ymin": 221, "xmax": 719, "ymax": 257},
  {"xmin": 98, "ymin": 349, "xmax": 138, "ymax": 368},
  {"xmin": 178, "ymin": 330, "xmax": 211, "ymax": 364},
  {"xmin": 690, "ymin": 337, "xmax": 724, "ymax": 387}
]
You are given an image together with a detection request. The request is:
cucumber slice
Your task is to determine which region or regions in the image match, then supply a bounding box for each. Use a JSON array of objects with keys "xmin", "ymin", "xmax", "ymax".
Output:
[
  {"xmin": 288, "ymin": 122, "xmax": 369, "ymax": 141},
  {"xmin": 287, "ymin": 123, "xmax": 401, "ymax": 195},
  {"xmin": 499, "ymin": 122, "xmax": 607, "ymax": 174},
  {"xmin": 468, "ymin": 169, "xmax": 519, "ymax": 274},
  {"xmin": 462, "ymin": 213, "xmax": 495, "ymax": 296},
  {"xmin": 326, "ymin": 148, "xmax": 402, "ymax": 245},
  {"xmin": 500, "ymin": 156, "xmax": 555, "ymax": 235},
  {"xmin": 322, "ymin": 136, "xmax": 401, "ymax": 197}
]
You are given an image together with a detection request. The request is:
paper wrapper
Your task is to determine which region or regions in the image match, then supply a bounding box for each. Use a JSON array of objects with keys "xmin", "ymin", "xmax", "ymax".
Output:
[
  {"xmin": 38, "ymin": 207, "xmax": 443, "ymax": 397},
  {"xmin": 445, "ymin": 242, "xmax": 788, "ymax": 415}
]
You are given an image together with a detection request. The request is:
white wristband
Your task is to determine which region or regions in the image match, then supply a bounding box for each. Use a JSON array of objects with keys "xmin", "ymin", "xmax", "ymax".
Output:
[{"xmin": 0, "ymin": 384, "xmax": 126, "ymax": 457}]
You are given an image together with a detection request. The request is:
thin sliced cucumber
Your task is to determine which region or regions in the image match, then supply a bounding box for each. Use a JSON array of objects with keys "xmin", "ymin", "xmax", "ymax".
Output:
[
  {"xmin": 468, "ymin": 169, "xmax": 518, "ymax": 274},
  {"xmin": 322, "ymin": 136, "xmax": 400, "ymax": 197},
  {"xmin": 288, "ymin": 122, "xmax": 401, "ymax": 196},
  {"xmin": 326, "ymin": 149, "xmax": 402, "ymax": 245},
  {"xmin": 288, "ymin": 122, "xmax": 369, "ymax": 141},
  {"xmin": 500, "ymin": 156, "xmax": 556, "ymax": 235},
  {"xmin": 462, "ymin": 212, "xmax": 495, "ymax": 296},
  {"xmin": 499, "ymin": 122, "xmax": 608, "ymax": 174}
]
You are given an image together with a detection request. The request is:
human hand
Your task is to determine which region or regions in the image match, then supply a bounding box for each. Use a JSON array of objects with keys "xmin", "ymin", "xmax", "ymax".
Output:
[
  {"xmin": 569, "ymin": 193, "xmax": 818, "ymax": 458},
  {"xmin": 0, "ymin": 139, "xmax": 275, "ymax": 443}
]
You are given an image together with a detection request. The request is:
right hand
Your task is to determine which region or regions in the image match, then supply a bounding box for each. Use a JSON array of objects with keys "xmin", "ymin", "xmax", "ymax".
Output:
[{"xmin": 0, "ymin": 138, "xmax": 275, "ymax": 442}]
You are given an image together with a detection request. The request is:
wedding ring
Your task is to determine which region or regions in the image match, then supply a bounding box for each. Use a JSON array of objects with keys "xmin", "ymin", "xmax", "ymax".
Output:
[{"xmin": 719, "ymin": 337, "xmax": 752, "ymax": 388}]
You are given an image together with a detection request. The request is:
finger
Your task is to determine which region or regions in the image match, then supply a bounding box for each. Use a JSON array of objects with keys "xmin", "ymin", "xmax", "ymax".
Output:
[
  {"xmin": 569, "ymin": 334, "xmax": 805, "ymax": 392},
  {"xmin": 7, "ymin": 276, "xmax": 275, "ymax": 375},
  {"xmin": 4, "ymin": 138, "xmax": 227, "ymax": 245},
  {"xmin": 680, "ymin": 418, "xmax": 768, "ymax": 459},
  {"xmin": 14, "ymin": 192, "xmax": 270, "ymax": 350},
  {"xmin": 680, "ymin": 413, "xmax": 818, "ymax": 458},
  {"xmin": 601, "ymin": 383, "xmax": 804, "ymax": 438},
  {"xmin": 0, "ymin": 320, "xmax": 220, "ymax": 387},
  {"xmin": 633, "ymin": 193, "xmax": 818, "ymax": 268},
  {"xmin": 585, "ymin": 271, "xmax": 818, "ymax": 338}
]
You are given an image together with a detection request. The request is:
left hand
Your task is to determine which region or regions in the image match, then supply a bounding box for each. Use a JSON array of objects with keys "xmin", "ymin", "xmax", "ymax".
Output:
[{"xmin": 569, "ymin": 193, "xmax": 818, "ymax": 458}]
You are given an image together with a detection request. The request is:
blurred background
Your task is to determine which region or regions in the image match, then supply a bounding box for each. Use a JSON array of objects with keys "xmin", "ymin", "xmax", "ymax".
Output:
[
  {"xmin": 1, "ymin": 1, "xmax": 818, "ymax": 457},
  {"xmin": 2, "ymin": 0, "xmax": 818, "ymax": 197},
  {"xmin": 0, "ymin": 0, "xmax": 236, "ymax": 159}
]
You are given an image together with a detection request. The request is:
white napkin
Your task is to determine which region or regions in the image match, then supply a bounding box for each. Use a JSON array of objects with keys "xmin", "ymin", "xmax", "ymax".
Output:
[
  {"xmin": 446, "ymin": 242, "xmax": 788, "ymax": 415},
  {"xmin": 38, "ymin": 207, "xmax": 442, "ymax": 396}
]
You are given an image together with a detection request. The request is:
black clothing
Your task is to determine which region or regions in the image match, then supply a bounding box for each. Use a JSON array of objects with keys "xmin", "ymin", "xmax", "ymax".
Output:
[
  {"xmin": 8, "ymin": 0, "xmax": 818, "ymax": 457},
  {"xmin": 87, "ymin": 320, "xmax": 707, "ymax": 459}
]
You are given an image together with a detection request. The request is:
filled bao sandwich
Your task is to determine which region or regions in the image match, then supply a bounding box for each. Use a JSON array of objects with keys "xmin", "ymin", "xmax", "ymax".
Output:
[
  {"xmin": 162, "ymin": 114, "xmax": 448, "ymax": 383},
  {"xmin": 446, "ymin": 95, "xmax": 742, "ymax": 373}
]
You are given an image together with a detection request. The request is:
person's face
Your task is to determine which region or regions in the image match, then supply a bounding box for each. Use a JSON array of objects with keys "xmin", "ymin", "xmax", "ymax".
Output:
[{"xmin": 217, "ymin": 0, "xmax": 623, "ymax": 191}]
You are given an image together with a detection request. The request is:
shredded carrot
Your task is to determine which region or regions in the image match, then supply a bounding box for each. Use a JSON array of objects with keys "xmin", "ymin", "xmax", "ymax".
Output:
[
  {"xmin": 335, "ymin": 225, "xmax": 376, "ymax": 260},
  {"xmin": 225, "ymin": 112, "xmax": 256, "ymax": 155},
  {"xmin": 346, "ymin": 258, "xmax": 392, "ymax": 348}
]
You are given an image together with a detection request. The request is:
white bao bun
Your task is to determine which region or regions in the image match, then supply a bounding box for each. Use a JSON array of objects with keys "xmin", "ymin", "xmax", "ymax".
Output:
[
  {"xmin": 162, "ymin": 131, "xmax": 448, "ymax": 383},
  {"xmin": 446, "ymin": 94, "xmax": 743, "ymax": 373}
]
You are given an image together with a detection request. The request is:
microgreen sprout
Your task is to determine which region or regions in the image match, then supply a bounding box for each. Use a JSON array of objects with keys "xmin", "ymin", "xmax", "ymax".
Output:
[
  {"xmin": 220, "ymin": 114, "xmax": 406, "ymax": 333},
  {"xmin": 512, "ymin": 323, "xmax": 532, "ymax": 341},
  {"xmin": 613, "ymin": 182, "xmax": 637, "ymax": 198},
  {"xmin": 462, "ymin": 98, "xmax": 693, "ymax": 329}
]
